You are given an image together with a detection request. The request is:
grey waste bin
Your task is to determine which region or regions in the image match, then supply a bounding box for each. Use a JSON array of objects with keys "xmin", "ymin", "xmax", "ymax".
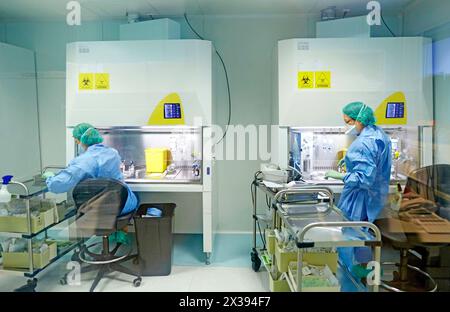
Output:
[{"xmin": 133, "ymin": 203, "xmax": 176, "ymax": 276}]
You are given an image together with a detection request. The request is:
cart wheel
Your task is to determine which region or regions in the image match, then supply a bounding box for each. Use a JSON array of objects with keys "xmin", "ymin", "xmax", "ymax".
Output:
[
  {"xmin": 251, "ymin": 250, "xmax": 261, "ymax": 272},
  {"xmin": 252, "ymin": 257, "xmax": 261, "ymax": 272},
  {"xmin": 133, "ymin": 277, "xmax": 142, "ymax": 287}
]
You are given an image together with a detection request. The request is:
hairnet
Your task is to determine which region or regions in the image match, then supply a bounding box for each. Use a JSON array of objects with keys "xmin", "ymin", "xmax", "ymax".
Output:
[
  {"xmin": 73, "ymin": 123, "xmax": 103, "ymax": 146},
  {"xmin": 342, "ymin": 102, "xmax": 376, "ymax": 126}
]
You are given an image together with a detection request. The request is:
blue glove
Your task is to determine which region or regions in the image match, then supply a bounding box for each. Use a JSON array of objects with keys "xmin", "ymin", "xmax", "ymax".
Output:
[
  {"xmin": 42, "ymin": 172, "xmax": 55, "ymax": 179},
  {"xmin": 325, "ymin": 170, "xmax": 345, "ymax": 180}
]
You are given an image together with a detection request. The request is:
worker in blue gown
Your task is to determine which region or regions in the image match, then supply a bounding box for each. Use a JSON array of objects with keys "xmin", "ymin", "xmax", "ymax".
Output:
[
  {"xmin": 43, "ymin": 123, "xmax": 138, "ymax": 216},
  {"xmin": 325, "ymin": 102, "xmax": 392, "ymax": 278}
]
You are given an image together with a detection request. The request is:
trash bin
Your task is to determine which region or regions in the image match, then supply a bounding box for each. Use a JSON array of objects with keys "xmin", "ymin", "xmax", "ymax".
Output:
[{"xmin": 133, "ymin": 203, "xmax": 176, "ymax": 276}]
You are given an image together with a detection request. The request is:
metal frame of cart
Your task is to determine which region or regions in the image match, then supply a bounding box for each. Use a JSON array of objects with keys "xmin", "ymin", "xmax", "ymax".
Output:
[
  {"xmin": 0, "ymin": 167, "xmax": 83, "ymax": 291},
  {"xmin": 251, "ymin": 181, "xmax": 382, "ymax": 292}
]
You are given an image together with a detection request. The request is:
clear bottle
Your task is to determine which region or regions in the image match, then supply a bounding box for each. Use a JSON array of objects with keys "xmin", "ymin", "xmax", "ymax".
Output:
[
  {"xmin": 0, "ymin": 175, "xmax": 13, "ymax": 203},
  {"xmin": 129, "ymin": 161, "xmax": 135, "ymax": 177}
]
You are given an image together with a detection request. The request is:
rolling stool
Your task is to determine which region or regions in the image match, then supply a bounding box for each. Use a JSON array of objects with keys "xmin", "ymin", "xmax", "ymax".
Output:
[
  {"xmin": 378, "ymin": 230, "xmax": 437, "ymax": 292},
  {"xmin": 60, "ymin": 179, "xmax": 142, "ymax": 292}
]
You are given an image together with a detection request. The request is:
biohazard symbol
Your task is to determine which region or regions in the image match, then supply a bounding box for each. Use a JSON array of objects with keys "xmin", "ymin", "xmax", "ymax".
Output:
[
  {"xmin": 78, "ymin": 73, "xmax": 94, "ymax": 90},
  {"xmin": 315, "ymin": 71, "xmax": 331, "ymax": 88},
  {"xmin": 302, "ymin": 75, "xmax": 311, "ymax": 85},
  {"xmin": 298, "ymin": 71, "xmax": 314, "ymax": 89}
]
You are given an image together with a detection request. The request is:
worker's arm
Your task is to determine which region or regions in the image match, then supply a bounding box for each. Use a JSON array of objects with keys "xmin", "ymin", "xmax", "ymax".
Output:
[
  {"xmin": 343, "ymin": 141, "xmax": 378, "ymax": 190},
  {"xmin": 46, "ymin": 158, "xmax": 91, "ymax": 193}
]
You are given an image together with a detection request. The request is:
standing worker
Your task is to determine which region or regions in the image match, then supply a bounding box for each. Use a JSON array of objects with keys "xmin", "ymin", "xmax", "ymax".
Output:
[
  {"xmin": 325, "ymin": 102, "xmax": 392, "ymax": 278},
  {"xmin": 43, "ymin": 123, "xmax": 138, "ymax": 216}
]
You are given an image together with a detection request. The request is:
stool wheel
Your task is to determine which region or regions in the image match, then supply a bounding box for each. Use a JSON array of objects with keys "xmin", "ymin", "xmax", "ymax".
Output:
[{"xmin": 133, "ymin": 277, "xmax": 142, "ymax": 287}]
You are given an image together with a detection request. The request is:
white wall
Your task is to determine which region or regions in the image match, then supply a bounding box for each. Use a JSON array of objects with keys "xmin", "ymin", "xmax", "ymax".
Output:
[
  {"xmin": 2, "ymin": 21, "xmax": 123, "ymax": 168},
  {"xmin": 403, "ymin": 0, "xmax": 450, "ymax": 165},
  {"xmin": 0, "ymin": 15, "xmax": 317, "ymax": 232},
  {"xmin": 0, "ymin": 23, "xmax": 5, "ymax": 42},
  {"xmin": 0, "ymin": 42, "xmax": 41, "ymax": 180},
  {"xmin": 175, "ymin": 15, "xmax": 316, "ymax": 232},
  {"xmin": 403, "ymin": 0, "xmax": 450, "ymax": 36}
]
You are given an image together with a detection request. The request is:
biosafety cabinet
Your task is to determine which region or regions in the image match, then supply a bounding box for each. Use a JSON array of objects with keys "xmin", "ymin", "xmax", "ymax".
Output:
[
  {"xmin": 66, "ymin": 40, "xmax": 217, "ymax": 263},
  {"xmin": 274, "ymin": 37, "xmax": 433, "ymax": 190}
]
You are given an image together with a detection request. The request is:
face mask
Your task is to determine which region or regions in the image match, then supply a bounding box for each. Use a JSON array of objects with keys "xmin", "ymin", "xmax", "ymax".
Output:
[
  {"xmin": 344, "ymin": 104, "xmax": 368, "ymax": 136},
  {"xmin": 345, "ymin": 124, "xmax": 358, "ymax": 136}
]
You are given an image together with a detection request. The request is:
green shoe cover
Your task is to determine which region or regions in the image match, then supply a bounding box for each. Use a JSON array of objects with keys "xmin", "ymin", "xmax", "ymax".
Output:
[
  {"xmin": 351, "ymin": 264, "xmax": 384, "ymax": 279},
  {"xmin": 109, "ymin": 231, "xmax": 130, "ymax": 245}
]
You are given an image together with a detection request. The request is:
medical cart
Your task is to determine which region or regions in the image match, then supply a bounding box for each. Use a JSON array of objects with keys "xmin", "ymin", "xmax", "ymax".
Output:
[
  {"xmin": 0, "ymin": 169, "xmax": 83, "ymax": 291},
  {"xmin": 251, "ymin": 177, "xmax": 382, "ymax": 292}
]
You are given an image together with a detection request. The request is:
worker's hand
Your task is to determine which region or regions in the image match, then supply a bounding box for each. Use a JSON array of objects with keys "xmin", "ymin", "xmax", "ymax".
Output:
[
  {"xmin": 42, "ymin": 172, "xmax": 55, "ymax": 179},
  {"xmin": 325, "ymin": 170, "xmax": 345, "ymax": 180}
]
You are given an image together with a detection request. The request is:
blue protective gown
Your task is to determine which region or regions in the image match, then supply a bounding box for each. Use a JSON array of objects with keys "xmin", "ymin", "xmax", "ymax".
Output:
[
  {"xmin": 46, "ymin": 144, "xmax": 138, "ymax": 215},
  {"xmin": 338, "ymin": 125, "xmax": 391, "ymax": 267}
]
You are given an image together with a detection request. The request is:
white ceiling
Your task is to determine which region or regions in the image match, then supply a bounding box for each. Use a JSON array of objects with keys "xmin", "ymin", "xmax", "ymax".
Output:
[{"xmin": 0, "ymin": 0, "xmax": 414, "ymax": 21}]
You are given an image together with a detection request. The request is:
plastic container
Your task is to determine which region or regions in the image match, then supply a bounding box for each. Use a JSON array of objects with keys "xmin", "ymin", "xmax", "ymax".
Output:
[
  {"xmin": 269, "ymin": 272, "xmax": 291, "ymax": 292},
  {"xmin": 145, "ymin": 148, "xmax": 170, "ymax": 173},
  {"xmin": 133, "ymin": 203, "xmax": 176, "ymax": 276},
  {"xmin": 265, "ymin": 229, "xmax": 276, "ymax": 255},
  {"xmin": 3, "ymin": 242, "xmax": 57, "ymax": 269},
  {"xmin": 0, "ymin": 207, "xmax": 54, "ymax": 233},
  {"xmin": 275, "ymin": 243, "xmax": 338, "ymax": 273},
  {"xmin": 288, "ymin": 262, "xmax": 341, "ymax": 292}
]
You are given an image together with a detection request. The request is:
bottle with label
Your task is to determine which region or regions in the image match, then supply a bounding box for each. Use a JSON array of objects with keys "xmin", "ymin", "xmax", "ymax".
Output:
[
  {"xmin": 129, "ymin": 161, "xmax": 135, "ymax": 177},
  {"xmin": 391, "ymin": 183, "xmax": 403, "ymax": 212},
  {"xmin": 0, "ymin": 175, "xmax": 13, "ymax": 203}
]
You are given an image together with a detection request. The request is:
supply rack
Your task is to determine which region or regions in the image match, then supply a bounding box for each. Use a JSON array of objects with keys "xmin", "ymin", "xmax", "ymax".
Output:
[
  {"xmin": 251, "ymin": 179, "xmax": 382, "ymax": 292},
  {"xmin": 0, "ymin": 173, "xmax": 83, "ymax": 291}
]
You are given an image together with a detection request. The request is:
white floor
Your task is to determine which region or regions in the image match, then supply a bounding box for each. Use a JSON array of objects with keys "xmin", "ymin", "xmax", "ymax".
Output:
[{"xmin": 0, "ymin": 265, "xmax": 269, "ymax": 292}]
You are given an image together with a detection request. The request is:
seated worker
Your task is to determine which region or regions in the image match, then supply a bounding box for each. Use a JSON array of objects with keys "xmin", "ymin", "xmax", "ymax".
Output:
[{"xmin": 43, "ymin": 123, "xmax": 138, "ymax": 216}]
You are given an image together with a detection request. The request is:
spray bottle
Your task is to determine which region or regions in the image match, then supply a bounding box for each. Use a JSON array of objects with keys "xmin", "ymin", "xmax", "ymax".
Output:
[{"xmin": 0, "ymin": 175, "xmax": 13, "ymax": 203}]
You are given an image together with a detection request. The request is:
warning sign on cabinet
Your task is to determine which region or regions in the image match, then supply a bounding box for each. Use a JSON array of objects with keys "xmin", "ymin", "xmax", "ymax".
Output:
[
  {"xmin": 298, "ymin": 72, "xmax": 314, "ymax": 89},
  {"xmin": 78, "ymin": 73, "xmax": 94, "ymax": 90},
  {"xmin": 95, "ymin": 73, "xmax": 110, "ymax": 90},
  {"xmin": 315, "ymin": 71, "xmax": 331, "ymax": 88},
  {"xmin": 78, "ymin": 72, "xmax": 110, "ymax": 90}
]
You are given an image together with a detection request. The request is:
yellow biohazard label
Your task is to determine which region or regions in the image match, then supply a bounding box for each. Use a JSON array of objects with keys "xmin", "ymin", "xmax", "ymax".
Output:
[
  {"xmin": 315, "ymin": 71, "xmax": 331, "ymax": 88},
  {"xmin": 78, "ymin": 73, "xmax": 94, "ymax": 90},
  {"xmin": 95, "ymin": 73, "xmax": 110, "ymax": 90},
  {"xmin": 298, "ymin": 72, "xmax": 314, "ymax": 89}
]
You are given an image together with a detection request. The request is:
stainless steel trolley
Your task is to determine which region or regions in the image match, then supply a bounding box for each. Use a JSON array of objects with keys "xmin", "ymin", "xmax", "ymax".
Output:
[
  {"xmin": 251, "ymin": 179, "xmax": 382, "ymax": 292},
  {"xmin": 0, "ymin": 168, "xmax": 83, "ymax": 291}
]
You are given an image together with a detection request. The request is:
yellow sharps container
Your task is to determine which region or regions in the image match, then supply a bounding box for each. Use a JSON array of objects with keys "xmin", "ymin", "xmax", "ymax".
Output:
[{"xmin": 145, "ymin": 148, "xmax": 170, "ymax": 173}]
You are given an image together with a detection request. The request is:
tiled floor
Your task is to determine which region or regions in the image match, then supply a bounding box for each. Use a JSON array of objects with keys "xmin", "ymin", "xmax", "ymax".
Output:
[
  {"xmin": 0, "ymin": 233, "xmax": 400, "ymax": 292},
  {"xmin": 0, "ymin": 264, "xmax": 268, "ymax": 292}
]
